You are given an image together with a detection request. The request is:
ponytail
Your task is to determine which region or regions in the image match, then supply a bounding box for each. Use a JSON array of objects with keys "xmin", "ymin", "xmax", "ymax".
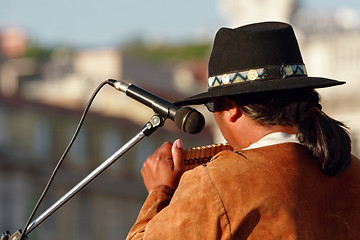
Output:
[
  {"xmin": 297, "ymin": 107, "xmax": 351, "ymax": 176},
  {"xmin": 231, "ymin": 89, "xmax": 352, "ymax": 176}
]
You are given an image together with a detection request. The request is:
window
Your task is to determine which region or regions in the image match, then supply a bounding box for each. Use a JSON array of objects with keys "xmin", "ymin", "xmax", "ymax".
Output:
[
  {"xmin": 68, "ymin": 126, "xmax": 89, "ymax": 165},
  {"xmin": 32, "ymin": 118, "xmax": 52, "ymax": 160},
  {"xmin": 0, "ymin": 107, "xmax": 8, "ymax": 148},
  {"xmin": 100, "ymin": 130, "xmax": 123, "ymax": 170},
  {"xmin": 135, "ymin": 139, "xmax": 155, "ymax": 172},
  {"xmin": 101, "ymin": 130, "xmax": 122, "ymax": 160}
]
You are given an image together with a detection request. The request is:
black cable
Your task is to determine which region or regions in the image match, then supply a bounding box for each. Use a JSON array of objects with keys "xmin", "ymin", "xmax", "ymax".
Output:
[{"xmin": 20, "ymin": 80, "xmax": 111, "ymax": 239}]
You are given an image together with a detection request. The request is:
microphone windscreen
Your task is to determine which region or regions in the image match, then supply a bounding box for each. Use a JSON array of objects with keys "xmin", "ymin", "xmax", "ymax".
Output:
[{"xmin": 174, "ymin": 107, "xmax": 205, "ymax": 134}]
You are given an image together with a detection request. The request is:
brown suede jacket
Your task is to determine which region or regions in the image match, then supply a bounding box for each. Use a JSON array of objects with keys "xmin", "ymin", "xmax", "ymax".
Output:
[{"xmin": 126, "ymin": 143, "xmax": 360, "ymax": 239}]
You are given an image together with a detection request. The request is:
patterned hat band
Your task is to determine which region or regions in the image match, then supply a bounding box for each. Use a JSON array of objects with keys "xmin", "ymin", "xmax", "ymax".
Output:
[{"xmin": 208, "ymin": 64, "xmax": 307, "ymax": 89}]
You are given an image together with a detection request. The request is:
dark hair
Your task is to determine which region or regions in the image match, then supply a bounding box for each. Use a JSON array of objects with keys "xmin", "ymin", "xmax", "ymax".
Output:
[{"xmin": 229, "ymin": 89, "xmax": 351, "ymax": 176}]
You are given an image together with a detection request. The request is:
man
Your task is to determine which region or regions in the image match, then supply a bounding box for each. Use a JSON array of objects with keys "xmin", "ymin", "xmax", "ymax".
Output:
[{"xmin": 126, "ymin": 22, "xmax": 360, "ymax": 239}]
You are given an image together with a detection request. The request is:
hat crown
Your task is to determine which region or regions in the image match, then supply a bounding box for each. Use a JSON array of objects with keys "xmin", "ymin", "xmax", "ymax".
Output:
[
  {"xmin": 209, "ymin": 22, "xmax": 303, "ymax": 77},
  {"xmin": 173, "ymin": 22, "xmax": 344, "ymax": 106}
]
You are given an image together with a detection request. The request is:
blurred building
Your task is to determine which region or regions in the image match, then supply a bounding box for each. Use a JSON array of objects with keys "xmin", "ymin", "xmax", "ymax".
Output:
[
  {"xmin": 218, "ymin": 0, "xmax": 360, "ymax": 156},
  {"xmin": 1, "ymin": 0, "xmax": 360, "ymax": 238},
  {"xmin": 0, "ymin": 94, "xmax": 212, "ymax": 239},
  {"xmin": 300, "ymin": 27, "xmax": 360, "ymax": 157},
  {"xmin": 219, "ymin": 0, "xmax": 297, "ymax": 27},
  {"xmin": 0, "ymin": 27, "xmax": 27, "ymax": 59},
  {"xmin": 0, "ymin": 29, "xmax": 213, "ymax": 239}
]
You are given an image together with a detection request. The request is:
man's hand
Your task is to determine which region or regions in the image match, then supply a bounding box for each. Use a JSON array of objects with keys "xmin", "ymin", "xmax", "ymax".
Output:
[{"xmin": 141, "ymin": 139, "xmax": 185, "ymax": 192}]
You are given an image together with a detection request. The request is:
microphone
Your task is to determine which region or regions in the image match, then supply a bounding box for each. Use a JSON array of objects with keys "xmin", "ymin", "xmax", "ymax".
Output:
[{"xmin": 107, "ymin": 79, "xmax": 205, "ymax": 134}]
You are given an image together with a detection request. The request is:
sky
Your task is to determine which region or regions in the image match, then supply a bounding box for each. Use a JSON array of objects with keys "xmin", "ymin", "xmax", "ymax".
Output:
[{"xmin": 0, "ymin": 0, "xmax": 359, "ymax": 48}]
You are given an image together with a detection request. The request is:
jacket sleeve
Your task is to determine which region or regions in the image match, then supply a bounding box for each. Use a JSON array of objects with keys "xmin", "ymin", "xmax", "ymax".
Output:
[
  {"xmin": 126, "ymin": 166, "xmax": 231, "ymax": 240},
  {"xmin": 126, "ymin": 185, "xmax": 175, "ymax": 240}
]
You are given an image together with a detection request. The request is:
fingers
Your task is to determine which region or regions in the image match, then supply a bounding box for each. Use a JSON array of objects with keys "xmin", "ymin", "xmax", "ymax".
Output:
[
  {"xmin": 141, "ymin": 140, "xmax": 185, "ymax": 192},
  {"xmin": 172, "ymin": 139, "xmax": 185, "ymax": 172}
]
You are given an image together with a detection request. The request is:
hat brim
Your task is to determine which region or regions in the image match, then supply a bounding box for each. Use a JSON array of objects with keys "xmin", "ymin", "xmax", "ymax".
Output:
[{"xmin": 174, "ymin": 77, "xmax": 345, "ymax": 106}]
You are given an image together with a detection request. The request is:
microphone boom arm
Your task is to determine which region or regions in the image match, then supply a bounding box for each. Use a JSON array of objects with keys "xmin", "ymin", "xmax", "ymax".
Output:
[
  {"xmin": 107, "ymin": 79, "xmax": 205, "ymax": 134},
  {"xmin": 109, "ymin": 80, "xmax": 177, "ymax": 119},
  {"xmin": 22, "ymin": 115, "xmax": 164, "ymax": 236}
]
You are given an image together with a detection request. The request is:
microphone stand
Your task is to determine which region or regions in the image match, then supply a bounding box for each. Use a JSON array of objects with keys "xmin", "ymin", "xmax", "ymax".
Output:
[{"xmin": 8, "ymin": 114, "xmax": 164, "ymax": 240}]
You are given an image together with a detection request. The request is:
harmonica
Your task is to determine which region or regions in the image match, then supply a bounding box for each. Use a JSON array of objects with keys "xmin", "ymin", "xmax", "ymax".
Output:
[{"xmin": 183, "ymin": 143, "xmax": 233, "ymax": 171}]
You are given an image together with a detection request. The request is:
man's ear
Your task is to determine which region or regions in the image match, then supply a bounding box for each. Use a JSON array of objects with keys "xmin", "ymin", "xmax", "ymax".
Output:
[{"xmin": 223, "ymin": 97, "xmax": 242, "ymax": 122}]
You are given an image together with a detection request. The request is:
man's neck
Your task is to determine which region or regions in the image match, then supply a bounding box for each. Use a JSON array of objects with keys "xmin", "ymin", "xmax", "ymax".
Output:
[{"xmin": 233, "ymin": 116, "xmax": 297, "ymax": 151}]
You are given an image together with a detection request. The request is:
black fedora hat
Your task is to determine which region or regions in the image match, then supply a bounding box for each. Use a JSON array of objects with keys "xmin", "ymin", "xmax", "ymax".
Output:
[{"xmin": 174, "ymin": 21, "xmax": 344, "ymax": 106}]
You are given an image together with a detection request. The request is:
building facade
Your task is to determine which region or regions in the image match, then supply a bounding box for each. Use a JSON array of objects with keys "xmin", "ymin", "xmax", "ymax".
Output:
[{"xmin": 0, "ymin": 95, "xmax": 212, "ymax": 239}]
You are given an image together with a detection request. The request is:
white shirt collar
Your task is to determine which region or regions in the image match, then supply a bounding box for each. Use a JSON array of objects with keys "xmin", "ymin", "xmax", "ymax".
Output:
[{"xmin": 242, "ymin": 132, "xmax": 300, "ymax": 150}]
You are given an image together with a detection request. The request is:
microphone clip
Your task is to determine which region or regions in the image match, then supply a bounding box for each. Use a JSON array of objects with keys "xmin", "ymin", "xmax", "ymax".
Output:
[{"xmin": 141, "ymin": 115, "xmax": 165, "ymax": 137}]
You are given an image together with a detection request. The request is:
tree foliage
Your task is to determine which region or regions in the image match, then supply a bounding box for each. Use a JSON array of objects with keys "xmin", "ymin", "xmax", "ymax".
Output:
[
  {"xmin": 122, "ymin": 39, "xmax": 211, "ymax": 63},
  {"xmin": 24, "ymin": 43, "xmax": 53, "ymax": 61}
]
